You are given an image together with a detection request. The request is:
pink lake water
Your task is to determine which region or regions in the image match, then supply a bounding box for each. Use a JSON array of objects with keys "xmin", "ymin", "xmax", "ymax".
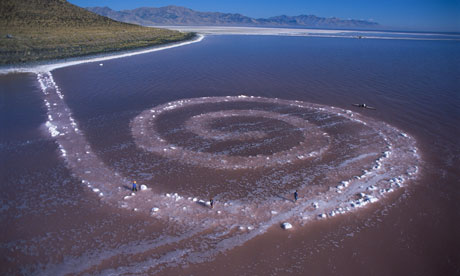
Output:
[{"xmin": 1, "ymin": 34, "xmax": 459, "ymax": 275}]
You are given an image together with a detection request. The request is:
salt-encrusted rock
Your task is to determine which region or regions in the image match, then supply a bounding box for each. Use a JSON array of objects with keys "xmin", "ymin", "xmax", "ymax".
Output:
[
  {"xmin": 151, "ymin": 207, "xmax": 159, "ymax": 212},
  {"xmin": 367, "ymin": 185, "xmax": 377, "ymax": 191},
  {"xmin": 365, "ymin": 195, "xmax": 378, "ymax": 203},
  {"xmin": 247, "ymin": 226, "xmax": 254, "ymax": 230},
  {"xmin": 281, "ymin": 222, "xmax": 293, "ymax": 229},
  {"xmin": 140, "ymin": 184, "xmax": 147, "ymax": 191},
  {"xmin": 312, "ymin": 202, "xmax": 319, "ymax": 209}
]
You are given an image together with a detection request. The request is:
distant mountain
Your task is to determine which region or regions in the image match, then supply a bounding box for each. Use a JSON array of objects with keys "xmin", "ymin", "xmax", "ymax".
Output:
[{"xmin": 86, "ymin": 5, "xmax": 379, "ymax": 29}]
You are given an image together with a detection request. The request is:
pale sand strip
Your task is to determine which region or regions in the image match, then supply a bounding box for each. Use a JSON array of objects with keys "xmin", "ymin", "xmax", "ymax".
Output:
[
  {"xmin": 0, "ymin": 34, "xmax": 204, "ymax": 75},
  {"xmin": 161, "ymin": 26, "xmax": 460, "ymax": 41}
]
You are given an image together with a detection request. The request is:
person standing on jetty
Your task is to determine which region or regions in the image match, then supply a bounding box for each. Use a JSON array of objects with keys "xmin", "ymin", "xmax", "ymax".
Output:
[
  {"xmin": 294, "ymin": 190, "xmax": 298, "ymax": 202},
  {"xmin": 132, "ymin": 180, "xmax": 138, "ymax": 192}
]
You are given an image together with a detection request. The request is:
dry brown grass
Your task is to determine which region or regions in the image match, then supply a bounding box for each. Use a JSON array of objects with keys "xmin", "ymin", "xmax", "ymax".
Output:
[{"xmin": 0, "ymin": 0, "xmax": 194, "ymax": 64}]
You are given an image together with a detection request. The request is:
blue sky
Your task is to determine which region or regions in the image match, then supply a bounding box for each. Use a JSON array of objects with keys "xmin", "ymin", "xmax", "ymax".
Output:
[{"xmin": 69, "ymin": 0, "xmax": 460, "ymax": 32}]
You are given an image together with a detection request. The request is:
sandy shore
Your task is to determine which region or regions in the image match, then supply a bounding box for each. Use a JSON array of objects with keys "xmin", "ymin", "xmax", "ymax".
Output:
[
  {"xmin": 161, "ymin": 26, "xmax": 357, "ymax": 35},
  {"xmin": 2, "ymin": 26, "xmax": 458, "ymax": 76},
  {"xmin": 0, "ymin": 34, "xmax": 204, "ymax": 75},
  {"xmin": 160, "ymin": 26, "xmax": 460, "ymax": 40}
]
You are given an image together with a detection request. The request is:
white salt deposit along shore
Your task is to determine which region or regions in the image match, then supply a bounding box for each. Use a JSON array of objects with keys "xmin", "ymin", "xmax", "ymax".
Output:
[
  {"xmin": 0, "ymin": 35, "xmax": 204, "ymax": 75},
  {"xmin": 159, "ymin": 26, "xmax": 460, "ymax": 41},
  {"xmin": 162, "ymin": 26, "xmax": 359, "ymax": 36}
]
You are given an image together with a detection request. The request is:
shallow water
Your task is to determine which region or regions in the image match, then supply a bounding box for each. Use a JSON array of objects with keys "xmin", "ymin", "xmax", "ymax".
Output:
[{"xmin": 1, "ymin": 35, "xmax": 459, "ymax": 275}]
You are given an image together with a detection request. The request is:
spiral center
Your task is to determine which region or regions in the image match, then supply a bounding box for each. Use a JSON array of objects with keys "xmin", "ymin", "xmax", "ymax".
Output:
[{"xmin": 132, "ymin": 101, "xmax": 331, "ymax": 169}]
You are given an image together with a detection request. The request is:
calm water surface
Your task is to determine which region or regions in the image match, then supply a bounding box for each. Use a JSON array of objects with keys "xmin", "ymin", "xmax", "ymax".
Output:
[{"xmin": 1, "ymin": 35, "xmax": 459, "ymax": 275}]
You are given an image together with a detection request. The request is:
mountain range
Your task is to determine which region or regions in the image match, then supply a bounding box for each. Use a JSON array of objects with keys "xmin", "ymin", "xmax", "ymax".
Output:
[{"xmin": 86, "ymin": 5, "xmax": 379, "ymax": 29}]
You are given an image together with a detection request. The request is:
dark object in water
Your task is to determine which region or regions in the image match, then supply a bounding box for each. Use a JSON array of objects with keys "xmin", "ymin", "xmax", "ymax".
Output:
[{"xmin": 352, "ymin": 103, "xmax": 376, "ymax": 110}]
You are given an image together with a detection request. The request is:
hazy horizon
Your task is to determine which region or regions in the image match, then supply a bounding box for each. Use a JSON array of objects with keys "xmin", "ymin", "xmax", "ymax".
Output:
[{"xmin": 69, "ymin": 0, "xmax": 459, "ymax": 32}]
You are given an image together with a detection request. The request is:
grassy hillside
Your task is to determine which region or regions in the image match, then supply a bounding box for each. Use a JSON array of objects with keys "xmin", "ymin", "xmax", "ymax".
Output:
[{"xmin": 0, "ymin": 0, "xmax": 195, "ymax": 65}]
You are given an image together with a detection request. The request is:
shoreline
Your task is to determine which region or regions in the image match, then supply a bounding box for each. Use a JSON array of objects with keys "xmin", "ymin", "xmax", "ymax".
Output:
[
  {"xmin": 2, "ymin": 25, "xmax": 458, "ymax": 76},
  {"xmin": 0, "ymin": 34, "xmax": 204, "ymax": 75},
  {"xmin": 161, "ymin": 26, "xmax": 460, "ymax": 41}
]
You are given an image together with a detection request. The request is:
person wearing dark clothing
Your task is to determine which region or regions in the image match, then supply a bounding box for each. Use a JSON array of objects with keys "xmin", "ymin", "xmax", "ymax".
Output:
[
  {"xmin": 294, "ymin": 190, "xmax": 298, "ymax": 202},
  {"xmin": 210, "ymin": 198, "xmax": 214, "ymax": 209}
]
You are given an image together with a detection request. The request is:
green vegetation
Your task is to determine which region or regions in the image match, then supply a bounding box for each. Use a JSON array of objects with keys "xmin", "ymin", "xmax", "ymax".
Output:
[{"xmin": 0, "ymin": 0, "xmax": 195, "ymax": 65}]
